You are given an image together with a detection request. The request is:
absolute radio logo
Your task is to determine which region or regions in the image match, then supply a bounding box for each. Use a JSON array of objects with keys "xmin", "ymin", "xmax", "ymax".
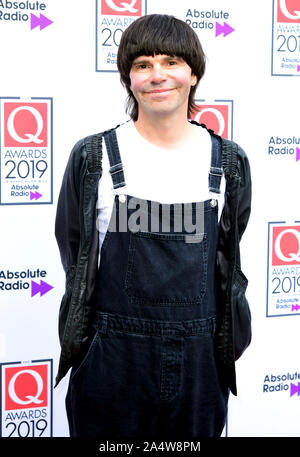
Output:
[
  {"xmin": 0, "ymin": 97, "xmax": 53, "ymax": 205},
  {"xmin": 267, "ymin": 221, "xmax": 300, "ymax": 317},
  {"xmin": 268, "ymin": 135, "xmax": 300, "ymax": 161},
  {"xmin": 191, "ymin": 100, "xmax": 233, "ymax": 140},
  {"xmin": 263, "ymin": 370, "xmax": 300, "ymax": 396},
  {"xmin": 0, "ymin": 1, "xmax": 53, "ymax": 30},
  {"xmin": 0, "ymin": 359, "xmax": 53, "ymax": 437},
  {"xmin": 185, "ymin": 7, "xmax": 235, "ymax": 38},
  {"xmin": 96, "ymin": 0, "xmax": 147, "ymax": 72},
  {"xmin": 0, "ymin": 267, "xmax": 53, "ymax": 297},
  {"xmin": 272, "ymin": 0, "xmax": 300, "ymax": 76}
]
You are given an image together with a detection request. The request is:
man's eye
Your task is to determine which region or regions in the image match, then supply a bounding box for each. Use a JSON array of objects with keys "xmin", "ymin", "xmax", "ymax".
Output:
[
  {"xmin": 168, "ymin": 61, "xmax": 177, "ymax": 66},
  {"xmin": 135, "ymin": 64, "xmax": 148, "ymax": 70}
]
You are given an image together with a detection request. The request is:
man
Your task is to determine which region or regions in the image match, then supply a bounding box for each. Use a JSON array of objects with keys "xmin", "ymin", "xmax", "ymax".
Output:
[{"xmin": 55, "ymin": 14, "xmax": 251, "ymax": 438}]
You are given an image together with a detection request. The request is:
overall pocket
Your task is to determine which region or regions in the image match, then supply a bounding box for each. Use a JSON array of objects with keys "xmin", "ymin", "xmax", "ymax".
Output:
[
  {"xmin": 70, "ymin": 331, "xmax": 102, "ymax": 384},
  {"xmin": 124, "ymin": 231, "xmax": 208, "ymax": 306}
]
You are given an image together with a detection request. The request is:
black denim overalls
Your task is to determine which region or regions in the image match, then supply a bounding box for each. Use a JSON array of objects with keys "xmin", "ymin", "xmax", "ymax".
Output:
[{"xmin": 66, "ymin": 129, "xmax": 229, "ymax": 438}]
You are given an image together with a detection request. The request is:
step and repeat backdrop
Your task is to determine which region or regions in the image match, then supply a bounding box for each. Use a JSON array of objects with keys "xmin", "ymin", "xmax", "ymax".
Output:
[{"xmin": 0, "ymin": 0, "xmax": 299, "ymax": 438}]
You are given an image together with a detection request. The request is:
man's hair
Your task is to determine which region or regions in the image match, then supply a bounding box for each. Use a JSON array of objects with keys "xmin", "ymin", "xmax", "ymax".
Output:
[{"xmin": 117, "ymin": 14, "xmax": 206, "ymax": 121}]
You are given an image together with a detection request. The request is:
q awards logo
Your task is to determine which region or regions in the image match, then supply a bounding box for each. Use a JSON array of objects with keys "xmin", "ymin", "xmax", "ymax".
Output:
[
  {"xmin": 267, "ymin": 222, "xmax": 300, "ymax": 317},
  {"xmin": 0, "ymin": 97, "xmax": 53, "ymax": 205},
  {"xmin": 0, "ymin": 359, "xmax": 53, "ymax": 437},
  {"xmin": 272, "ymin": 0, "xmax": 300, "ymax": 76},
  {"xmin": 96, "ymin": 0, "xmax": 147, "ymax": 72},
  {"xmin": 191, "ymin": 100, "xmax": 233, "ymax": 140}
]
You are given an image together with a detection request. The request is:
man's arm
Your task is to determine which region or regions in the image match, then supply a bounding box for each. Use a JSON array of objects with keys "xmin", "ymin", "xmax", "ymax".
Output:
[
  {"xmin": 55, "ymin": 139, "xmax": 86, "ymax": 273},
  {"xmin": 236, "ymin": 145, "xmax": 252, "ymax": 242},
  {"xmin": 55, "ymin": 139, "xmax": 87, "ymax": 346}
]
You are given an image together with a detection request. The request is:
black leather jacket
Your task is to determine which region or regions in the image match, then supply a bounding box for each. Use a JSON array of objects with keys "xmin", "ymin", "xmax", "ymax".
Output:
[{"xmin": 55, "ymin": 123, "xmax": 252, "ymax": 395}]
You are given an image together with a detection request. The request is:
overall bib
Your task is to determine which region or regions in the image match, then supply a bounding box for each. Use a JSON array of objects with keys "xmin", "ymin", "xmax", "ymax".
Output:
[{"xmin": 66, "ymin": 130, "xmax": 229, "ymax": 438}]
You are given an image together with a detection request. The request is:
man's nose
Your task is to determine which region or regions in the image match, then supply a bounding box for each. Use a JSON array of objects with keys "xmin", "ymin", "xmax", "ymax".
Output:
[{"xmin": 150, "ymin": 64, "xmax": 167, "ymax": 83}]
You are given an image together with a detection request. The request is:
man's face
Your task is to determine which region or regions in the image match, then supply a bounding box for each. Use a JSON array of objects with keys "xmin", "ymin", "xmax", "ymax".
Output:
[{"xmin": 129, "ymin": 54, "xmax": 197, "ymax": 120}]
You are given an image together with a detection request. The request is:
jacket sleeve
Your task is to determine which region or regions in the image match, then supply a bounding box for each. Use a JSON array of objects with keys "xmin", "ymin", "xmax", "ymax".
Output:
[
  {"xmin": 232, "ymin": 145, "xmax": 252, "ymax": 364},
  {"xmin": 55, "ymin": 139, "xmax": 86, "ymax": 273},
  {"xmin": 55, "ymin": 139, "xmax": 87, "ymax": 345},
  {"xmin": 236, "ymin": 145, "xmax": 252, "ymax": 242}
]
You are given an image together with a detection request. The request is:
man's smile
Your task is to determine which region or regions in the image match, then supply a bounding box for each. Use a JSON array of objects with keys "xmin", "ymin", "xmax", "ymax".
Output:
[{"xmin": 146, "ymin": 88, "xmax": 176, "ymax": 94}]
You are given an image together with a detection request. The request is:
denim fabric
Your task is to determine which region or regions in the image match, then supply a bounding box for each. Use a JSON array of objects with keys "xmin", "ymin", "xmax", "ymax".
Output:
[
  {"xmin": 66, "ymin": 313, "xmax": 228, "ymax": 438},
  {"xmin": 66, "ymin": 133, "xmax": 229, "ymax": 438}
]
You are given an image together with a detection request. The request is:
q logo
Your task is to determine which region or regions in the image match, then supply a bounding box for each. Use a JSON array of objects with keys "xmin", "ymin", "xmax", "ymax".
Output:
[
  {"xmin": 101, "ymin": 0, "xmax": 141, "ymax": 16},
  {"xmin": 4, "ymin": 364, "xmax": 48, "ymax": 411},
  {"xmin": 277, "ymin": 0, "xmax": 300, "ymax": 23},
  {"xmin": 191, "ymin": 101, "xmax": 233, "ymax": 139},
  {"xmin": 272, "ymin": 225, "xmax": 300, "ymax": 266},
  {"xmin": 3, "ymin": 102, "xmax": 48, "ymax": 148}
]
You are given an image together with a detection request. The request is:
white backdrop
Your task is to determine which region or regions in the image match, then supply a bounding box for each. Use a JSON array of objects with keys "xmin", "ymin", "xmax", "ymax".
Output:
[{"xmin": 0, "ymin": 0, "xmax": 299, "ymax": 437}]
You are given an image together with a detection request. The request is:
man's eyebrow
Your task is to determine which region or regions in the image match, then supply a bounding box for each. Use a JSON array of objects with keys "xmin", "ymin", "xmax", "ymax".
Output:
[
  {"xmin": 163, "ymin": 55, "xmax": 184, "ymax": 61},
  {"xmin": 132, "ymin": 58, "xmax": 151, "ymax": 65},
  {"xmin": 132, "ymin": 55, "xmax": 183, "ymax": 64}
]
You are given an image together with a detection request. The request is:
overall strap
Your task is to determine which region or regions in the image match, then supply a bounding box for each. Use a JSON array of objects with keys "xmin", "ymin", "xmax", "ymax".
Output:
[
  {"xmin": 84, "ymin": 132, "xmax": 103, "ymax": 174},
  {"xmin": 104, "ymin": 128, "xmax": 126, "ymax": 190},
  {"xmin": 221, "ymin": 138, "xmax": 239, "ymax": 179},
  {"xmin": 209, "ymin": 134, "xmax": 223, "ymax": 194}
]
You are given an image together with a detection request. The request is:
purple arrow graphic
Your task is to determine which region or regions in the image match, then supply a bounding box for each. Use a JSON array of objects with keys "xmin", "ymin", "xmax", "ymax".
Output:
[
  {"xmin": 297, "ymin": 65, "xmax": 300, "ymax": 72},
  {"xmin": 292, "ymin": 304, "xmax": 300, "ymax": 311},
  {"xmin": 31, "ymin": 280, "xmax": 53, "ymax": 297},
  {"xmin": 215, "ymin": 21, "xmax": 235, "ymax": 38},
  {"xmin": 30, "ymin": 191, "xmax": 42, "ymax": 201},
  {"xmin": 296, "ymin": 147, "xmax": 300, "ymax": 162},
  {"xmin": 290, "ymin": 382, "xmax": 300, "ymax": 397},
  {"xmin": 30, "ymin": 13, "xmax": 53, "ymax": 30}
]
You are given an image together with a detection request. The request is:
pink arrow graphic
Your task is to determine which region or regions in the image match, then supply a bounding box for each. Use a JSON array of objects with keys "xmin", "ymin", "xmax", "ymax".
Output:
[
  {"xmin": 297, "ymin": 65, "xmax": 300, "ymax": 72},
  {"xmin": 290, "ymin": 382, "xmax": 300, "ymax": 397},
  {"xmin": 30, "ymin": 191, "xmax": 42, "ymax": 201},
  {"xmin": 296, "ymin": 147, "xmax": 300, "ymax": 162},
  {"xmin": 215, "ymin": 21, "xmax": 235, "ymax": 38},
  {"xmin": 30, "ymin": 13, "xmax": 53, "ymax": 30},
  {"xmin": 292, "ymin": 304, "xmax": 300, "ymax": 311},
  {"xmin": 31, "ymin": 280, "xmax": 53, "ymax": 297}
]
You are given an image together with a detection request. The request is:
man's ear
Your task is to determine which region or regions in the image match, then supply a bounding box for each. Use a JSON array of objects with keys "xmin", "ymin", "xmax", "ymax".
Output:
[{"xmin": 191, "ymin": 74, "xmax": 198, "ymax": 87}]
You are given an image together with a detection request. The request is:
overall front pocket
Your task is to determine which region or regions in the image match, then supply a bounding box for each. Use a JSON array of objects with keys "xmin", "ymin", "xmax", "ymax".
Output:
[{"xmin": 124, "ymin": 231, "xmax": 208, "ymax": 306}]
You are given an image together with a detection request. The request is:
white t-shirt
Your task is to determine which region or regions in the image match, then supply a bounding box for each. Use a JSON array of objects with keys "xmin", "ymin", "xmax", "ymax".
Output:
[{"xmin": 97, "ymin": 121, "xmax": 225, "ymax": 264}]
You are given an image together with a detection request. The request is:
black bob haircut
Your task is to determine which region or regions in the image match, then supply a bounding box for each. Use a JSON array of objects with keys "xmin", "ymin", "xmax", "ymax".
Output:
[{"xmin": 117, "ymin": 14, "xmax": 206, "ymax": 121}]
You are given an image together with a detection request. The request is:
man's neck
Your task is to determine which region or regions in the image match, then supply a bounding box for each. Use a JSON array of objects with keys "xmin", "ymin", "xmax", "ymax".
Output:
[{"xmin": 134, "ymin": 112, "xmax": 197, "ymax": 150}]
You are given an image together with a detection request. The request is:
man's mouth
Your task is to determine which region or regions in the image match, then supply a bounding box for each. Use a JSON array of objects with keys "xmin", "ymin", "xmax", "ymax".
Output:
[{"xmin": 146, "ymin": 88, "xmax": 176, "ymax": 94}]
